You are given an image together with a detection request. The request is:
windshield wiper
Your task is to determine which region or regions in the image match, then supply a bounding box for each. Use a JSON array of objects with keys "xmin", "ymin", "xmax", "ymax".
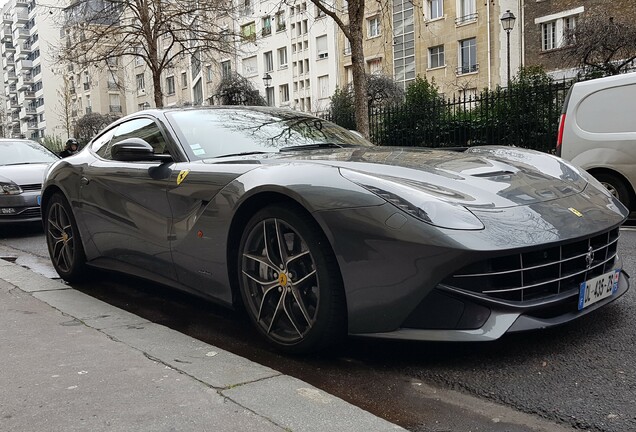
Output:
[
  {"xmin": 279, "ymin": 143, "xmax": 350, "ymax": 152},
  {"xmin": 212, "ymin": 151, "xmax": 273, "ymax": 158}
]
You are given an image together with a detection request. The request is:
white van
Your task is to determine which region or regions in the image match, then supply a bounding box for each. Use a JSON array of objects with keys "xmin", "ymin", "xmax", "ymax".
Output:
[{"xmin": 557, "ymin": 72, "xmax": 636, "ymax": 210}]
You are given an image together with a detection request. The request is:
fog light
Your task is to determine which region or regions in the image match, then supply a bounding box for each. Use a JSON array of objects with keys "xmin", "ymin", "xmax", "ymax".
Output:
[{"xmin": 0, "ymin": 208, "xmax": 16, "ymax": 214}]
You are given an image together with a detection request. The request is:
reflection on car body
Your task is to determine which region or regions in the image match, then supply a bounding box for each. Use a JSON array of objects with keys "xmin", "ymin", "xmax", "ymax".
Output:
[{"xmin": 41, "ymin": 106, "xmax": 630, "ymax": 353}]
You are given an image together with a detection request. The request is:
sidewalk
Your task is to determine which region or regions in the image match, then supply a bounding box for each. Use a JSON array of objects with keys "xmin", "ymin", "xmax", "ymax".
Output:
[{"xmin": 0, "ymin": 258, "xmax": 404, "ymax": 432}]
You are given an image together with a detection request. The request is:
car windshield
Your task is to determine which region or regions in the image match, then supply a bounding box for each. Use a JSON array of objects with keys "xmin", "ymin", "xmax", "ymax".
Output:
[
  {"xmin": 165, "ymin": 108, "xmax": 374, "ymax": 160},
  {"xmin": 0, "ymin": 140, "xmax": 58, "ymax": 166}
]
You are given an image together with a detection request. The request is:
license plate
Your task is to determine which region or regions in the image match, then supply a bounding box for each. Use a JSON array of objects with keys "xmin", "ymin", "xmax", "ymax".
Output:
[
  {"xmin": 37, "ymin": 195, "xmax": 41, "ymax": 206},
  {"xmin": 578, "ymin": 269, "xmax": 620, "ymax": 310}
]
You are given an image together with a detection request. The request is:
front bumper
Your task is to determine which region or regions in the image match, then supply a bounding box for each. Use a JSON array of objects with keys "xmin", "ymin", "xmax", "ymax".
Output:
[
  {"xmin": 355, "ymin": 269, "xmax": 629, "ymax": 342},
  {"xmin": 0, "ymin": 191, "xmax": 42, "ymax": 223}
]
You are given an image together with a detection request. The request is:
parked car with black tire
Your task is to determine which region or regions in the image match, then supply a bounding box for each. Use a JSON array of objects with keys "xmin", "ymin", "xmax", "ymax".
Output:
[{"xmin": 557, "ymin": 72, "xmax": 636, "ymax": 210}]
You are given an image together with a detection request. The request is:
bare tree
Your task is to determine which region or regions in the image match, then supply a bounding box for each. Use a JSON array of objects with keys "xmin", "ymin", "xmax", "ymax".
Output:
[
  {"xmin": 58, "ymin": 0, "xmax": 238, "ymax": 108},
  {"xmin": 563, "ymin": 12, "xmax": 636, "ymax": 76},
  {"xmin": 57, "ymin": 75, "xmax": 74, "ymax": 138}
]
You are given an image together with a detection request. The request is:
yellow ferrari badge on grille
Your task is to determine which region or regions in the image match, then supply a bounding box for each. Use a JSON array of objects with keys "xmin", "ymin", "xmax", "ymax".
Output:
[
  {"xmin": 177, "ymin": 169, "xmax": 190, "ymax": 185},
  {"xmin": 568, "ymin": 207, "xmax": 583, "ymax": 217}
]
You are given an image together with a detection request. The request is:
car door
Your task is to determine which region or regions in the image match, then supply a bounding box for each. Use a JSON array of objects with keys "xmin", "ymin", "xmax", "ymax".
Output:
[{"xmin": 79, "ymin": 117, "xmax": 178, "ymax": 281}]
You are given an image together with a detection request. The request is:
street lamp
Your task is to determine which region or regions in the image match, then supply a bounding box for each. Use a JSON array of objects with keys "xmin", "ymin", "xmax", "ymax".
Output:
[
  {"xmin": 500, "ymin": 9, "xmax": 516, "ymax": 86},
  {"xmin": 262, "ymin": 73, "xmax": 272, "ymax": 105}
]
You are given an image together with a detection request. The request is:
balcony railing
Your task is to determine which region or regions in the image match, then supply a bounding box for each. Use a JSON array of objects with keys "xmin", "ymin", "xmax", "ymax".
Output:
[
  {"xmin": 83, "ymin": 82, "xmax": 90, "ymax": 90},
  {"xmin": 85, "ymin": 107, "xmax": 92, "ymax": 114},
  {"xmin": 109, "ymin": 105, "xmax": 122, "ymax": 113},
  {"xmin": 455, "ymin": 13, "xmax": 478, "ymax": 25},
  {"xmin": 456, "ymin": 63, "xmax": 479, "ymax": 75},
  {"xmin": 107, "ymin": 82, "xmax": 119, "ymax": 90}
]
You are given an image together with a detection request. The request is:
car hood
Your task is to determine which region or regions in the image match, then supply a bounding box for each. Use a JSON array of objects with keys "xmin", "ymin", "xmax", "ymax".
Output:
[
  {"xmin": 263, "ymin": 146, "xmax": 588, "ymax": 209},
  {"xmin": 0, "ymin": 163, "xmax": 49, "ymax": 186}
]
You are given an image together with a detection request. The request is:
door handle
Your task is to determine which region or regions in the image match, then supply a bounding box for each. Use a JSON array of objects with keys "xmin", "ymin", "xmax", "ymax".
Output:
[{"xmin": 80, "ymin": 176, "xmax": 90, "ymax": 186}]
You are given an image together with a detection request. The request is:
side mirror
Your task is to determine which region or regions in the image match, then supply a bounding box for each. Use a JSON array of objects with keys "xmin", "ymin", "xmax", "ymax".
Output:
[{"xmin": 111, "ymin": 138, "xmax": 173, "ymax": 162}]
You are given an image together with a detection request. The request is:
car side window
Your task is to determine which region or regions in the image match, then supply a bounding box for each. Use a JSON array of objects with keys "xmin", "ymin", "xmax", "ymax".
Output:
[
  {"xmin": 92, "ymin": 129, "xmax": 115, "ymax": 159},
  {"xmin": 110, "ymin": 118, "xmax": 170, "ymax": 156}
]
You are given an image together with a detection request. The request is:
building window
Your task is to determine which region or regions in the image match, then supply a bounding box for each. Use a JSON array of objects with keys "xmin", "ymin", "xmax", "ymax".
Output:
[
  {"xmin": 367, "ymin": 16, "xmax": 380, "ymax": 38},
  {"xmin": 280, "ymin": 84, "xmax": 289, "ymax": 102},
  {"xmin": 428, "ymin": 45, "xmax": 445, "ymax": 68},
  {"xmin": 318, "ymin": 75, "xmax": 329, "ymax": 98},
  {"xmin": 181, "ymin": 72, "xmax": 187, "ymax": 87},
  {"xmin": 536, "ymin": 8, "xmax": 582, "ymax": 51},
  {"xmin": 367, "ymin": 58, "xmax": 382, "ymax": 74},
  {"xmin": 241, "ymin": 0, "xmax": 253, "ymax": 15},
  {"xmin": 221, "ymin": 60, "xmax": 231, "ymax": 78},
  {"xmin": 427, "ymin": 0, "xmax": 443, "ymax": 20},
  {"xmin": 206, "ymin": 65, "xmax": 213, "ymax": 82},
  {"xmin": 345, "ymin": 66, "xmax": 353, "ymax": 85},
  {"xmin": 456, "ymin": 0, "xmax": 476, "ymax": 23},
  {"xmin": 542, "ymin": 21, "xmax": 556, "ymax": 51},
  {"xmin": 343, "ymin": 38, "xmax": 351, "ymax": 55},
  {"xmin": 166, "ymin": 76, "xmax": 175, "ymax": 95},
  {"xmin": 276, "ymin": 11, "xmax": 286, "ymax": 31},
  {"xmin": 277, "ymin": 47, "xmax": 288, "ymax": 68},
  {"xmin": 135, "ymin": 47, "xmax": 144, "ymax": 66},
  {"xmin": 266, "ymin": 87, "xmax": 275, "ymax": 106},
  {"xmin": 316, "ymin": 35, "xmax": 328, "ymax": 59},
  {"xmin": 136, "ymin": 73, "xmax": 145, "ymax": 91},
  {"xmin": 241, "ymin": 22, "xmax": 256, "ymax": 42},
  {"xmin": 262, "ymin": 16, "xmax": 272, "ymax": 36},
  {"xmin": 458, "ymin": 38, "xmax": 477, "ymax": 74},
  {"xmin": 243, "ymin": 56, "xmax": 257, "ymax": 77},
  {"xmin": 264, "ymin": 51, "xmax": 274, "ymax": 72},
  {"xmin": 393, "ymin": 0, "xmax": 416, "ymax": 89},
  {"xmin": 541, "ymin": 16, "xmax": 576, "ymax": 51}
]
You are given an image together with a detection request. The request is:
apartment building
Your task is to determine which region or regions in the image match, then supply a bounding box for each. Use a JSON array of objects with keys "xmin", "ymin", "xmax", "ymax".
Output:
[
  {"xmin": 336, "ymin": 0, "xmax": 523, "ymax": 97},
  {"xmin": 523, "ymin": 0, "xmax": 636, "ymax": 78},
  {"xmin": 230, "ymin": 0, "xmax": 340, "ymax": 113},
  {"xmin": 1, "ymin": 0, "xmax": 65, "ymax": 139}
]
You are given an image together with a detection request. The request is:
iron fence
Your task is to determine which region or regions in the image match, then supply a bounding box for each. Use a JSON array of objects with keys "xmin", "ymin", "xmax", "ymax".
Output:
[{"xmin": 323, "ymin": 79, "xmax": 574, "ymax": 154}]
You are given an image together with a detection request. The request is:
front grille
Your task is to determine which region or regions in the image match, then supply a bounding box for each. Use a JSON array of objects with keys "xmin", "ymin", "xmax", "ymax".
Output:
[
  {"xmin": 20, "ymin": 183, "xmax": 41, "ymax": 192},
  {"xmin": 443, "ymin": 227, "xmax": 620, "ymax": 303},
  {"xmin": 0, "ymin": 207, "xmax": 41, "ymax": 219}
]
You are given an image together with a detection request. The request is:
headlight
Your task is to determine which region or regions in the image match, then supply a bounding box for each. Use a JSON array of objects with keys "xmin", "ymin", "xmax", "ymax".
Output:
[
  {"xmin": 340, "ymin": 169, "xmax": 484, "ymax": 230},
  {"xmin": 0, "ymin": 182, "xmax": 22, "ymax": 195}
]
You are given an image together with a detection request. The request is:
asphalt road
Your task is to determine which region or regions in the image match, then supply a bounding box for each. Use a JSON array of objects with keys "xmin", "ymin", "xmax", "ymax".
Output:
[{"xmin": 1, "ymin": 223, "xmax": 635, "ymax": 432}]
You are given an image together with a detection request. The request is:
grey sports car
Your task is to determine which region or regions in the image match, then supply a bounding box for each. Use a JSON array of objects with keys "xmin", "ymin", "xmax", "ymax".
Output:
[
  {"xmin": 1, "ymin": 139, "xmax": 59, "ymax": 224},
  {"xmin": 41, "ymin": 107, "xmax": 630, "ymax": 352}
]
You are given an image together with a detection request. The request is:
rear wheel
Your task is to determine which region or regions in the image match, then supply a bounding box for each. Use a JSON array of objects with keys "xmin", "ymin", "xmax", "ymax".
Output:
[
  {"xmin": 594, "ymin": 172, "xmax": 632, "ymax": 210},
  {"xmin": 44, "ymin": 192, "xmax": 88, "ymax": 282},
  {"xmin": 238, "ymin": 204, "xmax": 346, "ymax": 353}
]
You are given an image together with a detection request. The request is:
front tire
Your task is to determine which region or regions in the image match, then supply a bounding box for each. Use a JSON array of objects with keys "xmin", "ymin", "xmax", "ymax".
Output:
[
  {"xmin": 44, "ymin": 192, "xmax": 88, "ymax": 282},
  {"xmin": 238, "ymin": 204, "xmax": 346, "ymax": 353}
]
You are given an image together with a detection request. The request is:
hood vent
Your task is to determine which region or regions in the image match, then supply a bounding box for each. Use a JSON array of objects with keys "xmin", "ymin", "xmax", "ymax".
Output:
[{"xmin": 470, "ymin": 170, "xmax": 515, "ymax": 178}]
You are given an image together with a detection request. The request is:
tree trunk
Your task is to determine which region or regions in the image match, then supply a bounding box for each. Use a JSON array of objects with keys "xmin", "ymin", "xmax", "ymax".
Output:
[{"xmin": 347, "ymin": 0, "xmax": 369, "ymax": 138}]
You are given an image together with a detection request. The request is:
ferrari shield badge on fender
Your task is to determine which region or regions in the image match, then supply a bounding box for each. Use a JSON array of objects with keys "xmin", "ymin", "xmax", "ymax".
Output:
[
  {"xmin": 177, "ymin": 169, "xmax": 190, "ymax": 185},
  {"xmin": 568, "ymin": 207, "xmax": 583, "ymax": 217}
]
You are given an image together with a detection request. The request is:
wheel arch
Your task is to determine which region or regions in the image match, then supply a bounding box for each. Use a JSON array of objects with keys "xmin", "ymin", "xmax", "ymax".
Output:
[
  {"xmin": 40, "ymin": 185, "xmax": 67, "ymax": 226},
  {"xmin": 587, "ymin": 167, "xmax": 636, "ymax": 210}
]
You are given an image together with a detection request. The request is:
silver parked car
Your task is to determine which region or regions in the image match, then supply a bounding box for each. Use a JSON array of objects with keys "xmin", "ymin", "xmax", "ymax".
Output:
[
  {"xmin": 41, "ymin": 107, "xmax": 630, "ymax": 353},
  {"xmin": 0, "ymin": 139, "xmax": 59, "ymax": 224}
]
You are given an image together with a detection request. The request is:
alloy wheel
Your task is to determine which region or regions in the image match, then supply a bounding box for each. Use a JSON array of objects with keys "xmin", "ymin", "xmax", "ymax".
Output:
[
  {"xmin": 47, "ymin": 201, "xmax": 76, "ymax": 274},
  {"xmin": 241, "ymin": 217, "xmax": 319, "ymax": 344}
]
